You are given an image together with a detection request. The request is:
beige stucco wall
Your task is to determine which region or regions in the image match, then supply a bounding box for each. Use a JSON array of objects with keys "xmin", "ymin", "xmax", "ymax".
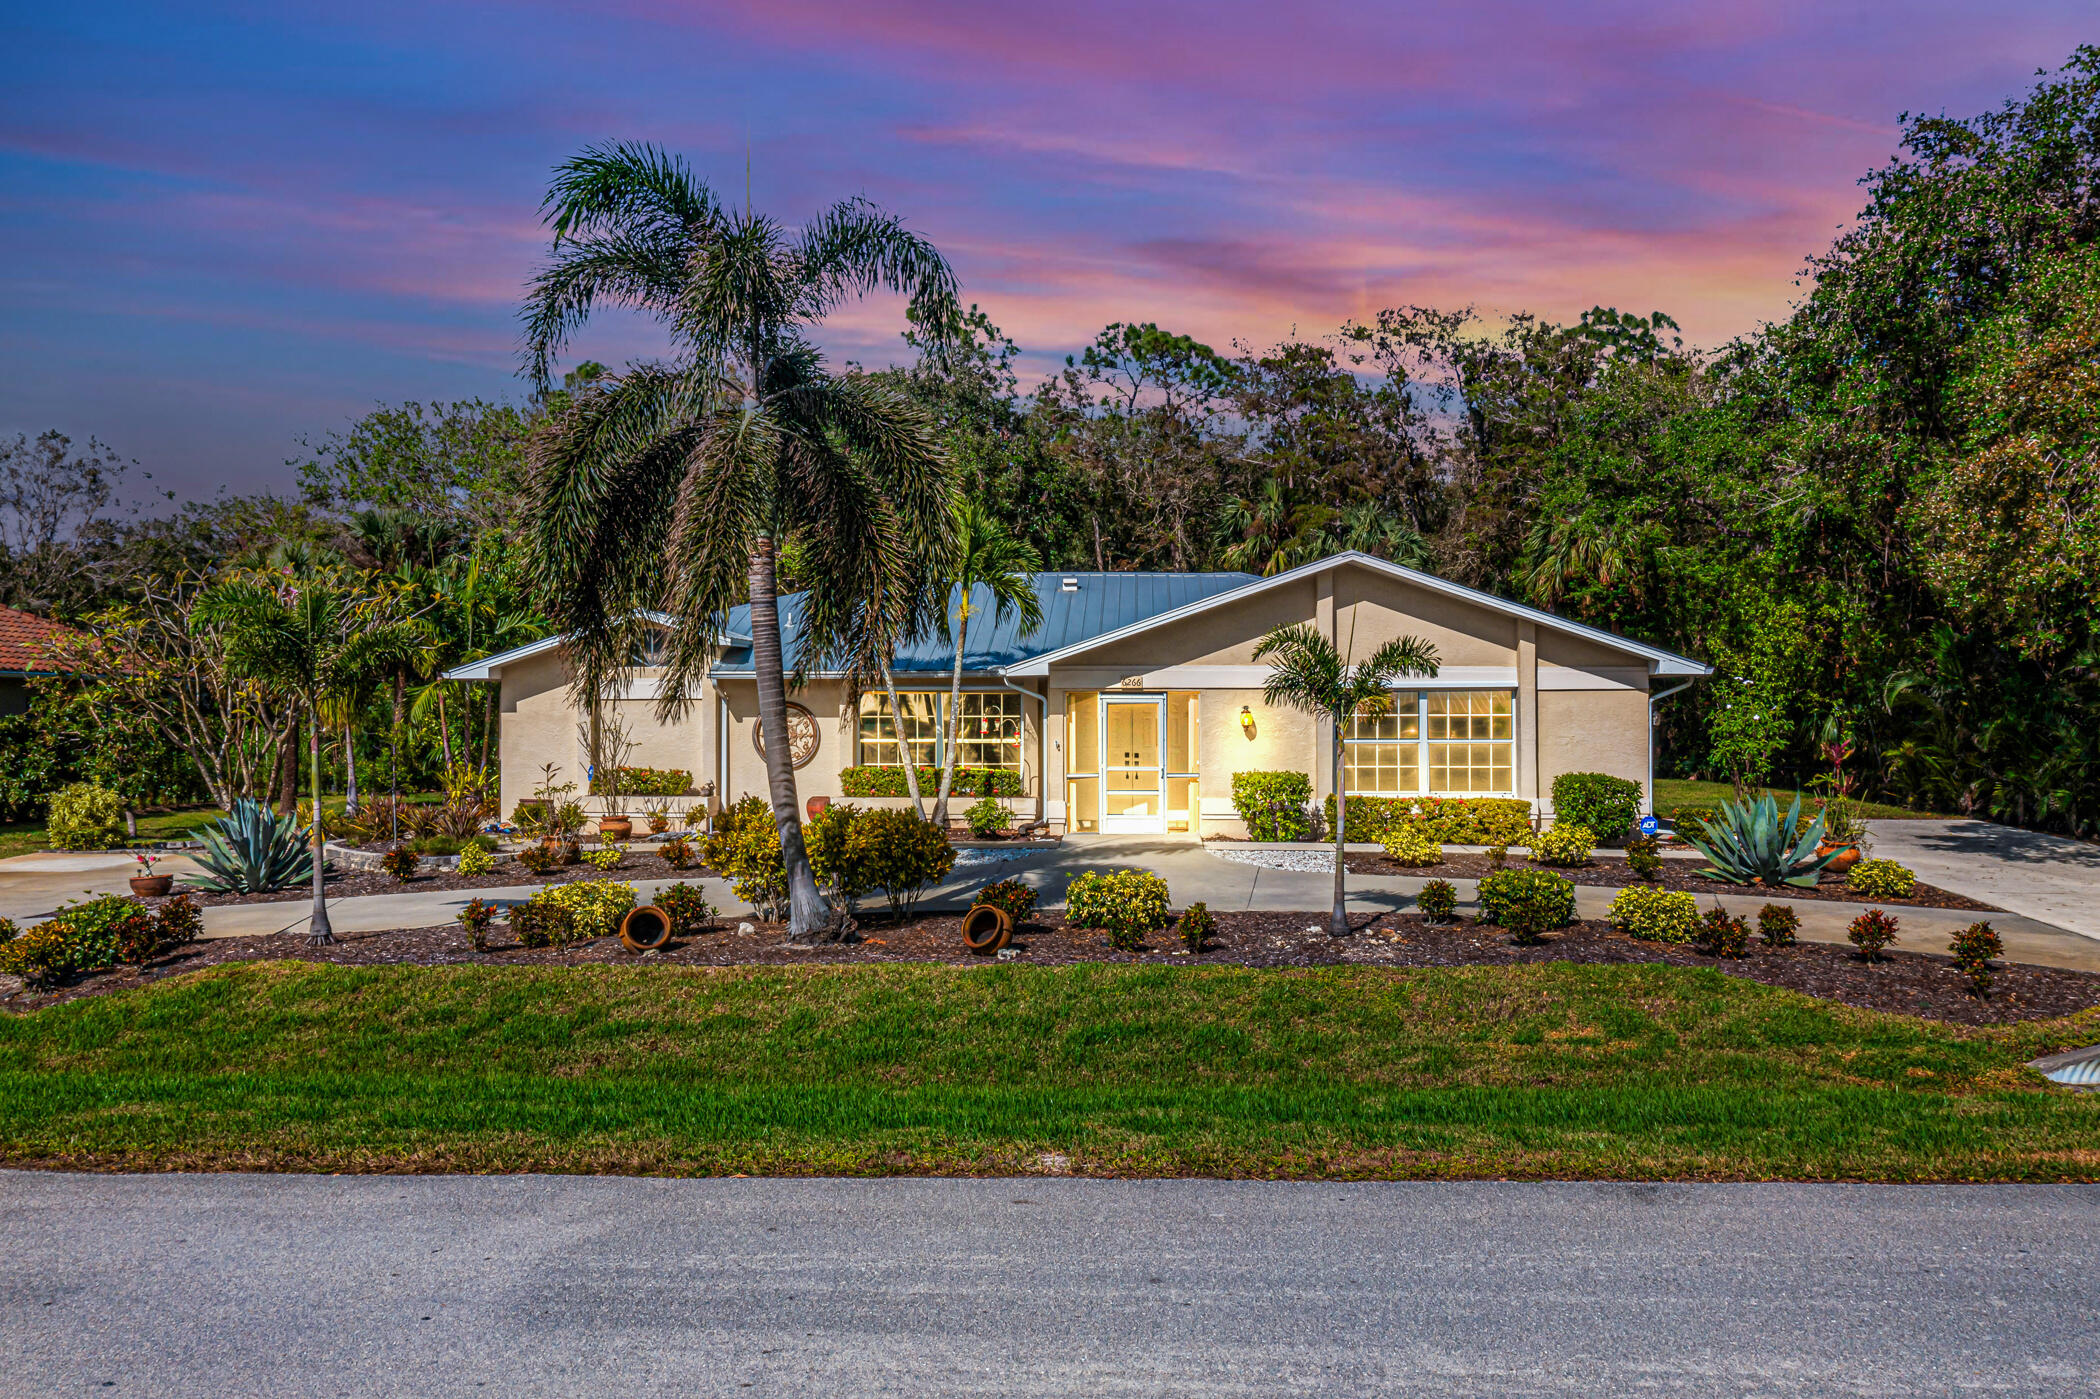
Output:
[
  {"xmin": 1537, "ymin": 688, "xmax": 1651, "ymax": 811},
  {"xmin": 1332, "ymin": 567, "xmax": 1521, "ymax": 667}
]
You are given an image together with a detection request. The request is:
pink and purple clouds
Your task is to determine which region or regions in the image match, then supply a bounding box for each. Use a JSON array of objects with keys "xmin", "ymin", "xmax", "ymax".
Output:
[{"xmin": 1, "ymin": 1, "xmax": 2090, "ymax": 496}]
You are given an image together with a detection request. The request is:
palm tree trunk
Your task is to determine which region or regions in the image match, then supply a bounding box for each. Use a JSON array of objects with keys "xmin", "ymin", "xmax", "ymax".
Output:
[
  {"xmin": 307, "ymin": 710, "xmax": 334, "ymax": 946},
  {"xmin": 882, "ymin": 662, "xmax": 925, "ymax": 820},
  {"xmin": 1330, "ymin": 719, "xmax": 1348, "ymax": 937},
  {"xmin": 343, "ymin": 724, "xmax": 359, "ymax": 815},
  {"xmin": 435, "ymin": 686, "xmax": 455, "ymax": 771},
  {"xmin": 479, "ymin": 684, "xmax": 498, "ymax": 775},
  {"xmin": 749, "ymin": 537, "xmax": 830, "ymax": 941},
  {"xmin": 274, "ymin": 730, "xmax": 298, "ymax": 817},
  {"xmin": 933, "ymin": 607, "xmax": 968, "ymax": 828}
]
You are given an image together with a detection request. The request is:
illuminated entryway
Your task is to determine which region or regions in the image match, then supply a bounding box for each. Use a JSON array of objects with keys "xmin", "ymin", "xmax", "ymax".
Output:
[{"xmin": 1100, "ymin": 695, "xmax": 1164, "ymax": 833}]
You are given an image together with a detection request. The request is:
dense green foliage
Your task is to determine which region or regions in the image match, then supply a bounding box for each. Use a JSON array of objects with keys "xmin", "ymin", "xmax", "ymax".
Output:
[
  {"xmin": 1549, "ymin": 773, "xmax": 1642, "ymax": 844},
  {"xmin": 184, "ymin": 798, "xmax": 315, "ymax": 894},
  {"xmin": 1476, "ymin": 869, "xmax": 1577, "ymax": 939},
  {"xmin": 1608, "ymin": 886, "xmax": 1700, "ymax": 944},
  {"xmin": 44, "ymin": 782, "xmax": 127, "ymax": 850},
  {"xmin": 1066, "ymin": 869, "xmax": 1173, "ymax": 949},
  {"xmin": 1230, "ymin": 771, "xmax": 1315, "ymax": 841},
  {"xmin": 1322, "ymin": 795, "xmax": 1535, "ymax": 846},
  {"xmin": 838, "ymin": 766, "xmax": 1023, "ymax": 798}
]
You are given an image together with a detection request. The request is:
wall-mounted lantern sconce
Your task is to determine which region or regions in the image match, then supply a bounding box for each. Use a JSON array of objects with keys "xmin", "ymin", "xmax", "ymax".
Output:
[{"xmin": 1239, "ymin": 705, "xmax": 1256, "ymax": 738}]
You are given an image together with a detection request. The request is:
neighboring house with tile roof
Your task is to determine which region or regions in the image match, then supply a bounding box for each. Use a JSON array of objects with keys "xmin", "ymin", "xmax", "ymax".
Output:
[
  {"xmin": 446, "ymin": 551, "xmax": 1710, "ymax": 835},
  {"xmin": 0, "ymin": 605, "xmax": 83, "ymax": 715}
]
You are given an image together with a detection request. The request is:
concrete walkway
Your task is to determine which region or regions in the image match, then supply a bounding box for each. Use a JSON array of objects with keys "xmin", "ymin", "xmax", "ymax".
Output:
[
  {"xmin": 141, "ymin": 833, "xmax": 2100, "ymax": 975},
  {"xmin": 1866, "ymin": 819, "xmax": 2100, "ymax": 939}
]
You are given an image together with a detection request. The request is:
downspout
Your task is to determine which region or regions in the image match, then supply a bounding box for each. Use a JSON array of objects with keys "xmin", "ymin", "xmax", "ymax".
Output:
[
  {"xmin": 1648, "ymin": 678, "xmax": 1696, "ymax": 816},
  {"xmin": 993, "ymin": 671, "xmax": 1050, "ymax": 834}
]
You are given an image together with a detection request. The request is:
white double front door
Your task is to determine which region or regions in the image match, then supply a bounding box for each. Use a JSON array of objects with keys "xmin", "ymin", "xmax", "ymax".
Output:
[{"xmin": 1100, "ymin": 696, "xmax": 1164, "ymax": 834}]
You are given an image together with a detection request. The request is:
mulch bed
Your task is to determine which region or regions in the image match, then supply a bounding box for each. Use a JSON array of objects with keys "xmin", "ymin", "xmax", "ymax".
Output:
[
  {"xmin": 143, "ymin": 853, "xmax": 716, "ymax": 908},
  {"xmin": 10, "ymin": 910, "xmax": 2094, "ymax": 1028},
  {"xmin": 1342, "ymin": 850, "xmax": 1996, "ymax": 911}
]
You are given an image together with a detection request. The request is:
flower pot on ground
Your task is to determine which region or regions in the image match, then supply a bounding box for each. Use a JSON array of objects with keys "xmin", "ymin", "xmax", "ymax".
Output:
[
  {"xmin": 1817, "ymin": 841, "xmax": 1862, "ymax": 874},
  {"xmin": 597, "ymin": 816, "xmax": 632, "ymax": 841},
  {"xmin": 128, "ymin": 875, "xmax": 173, "ymax": 898}
]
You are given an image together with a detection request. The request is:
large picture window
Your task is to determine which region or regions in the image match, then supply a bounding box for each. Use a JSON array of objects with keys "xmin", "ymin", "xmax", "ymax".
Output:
[
  {"xmin": 1343, "ymin": 690, "xmax": 1515, "ymax": 796},
  {"xmin": 856, "ymin": 691, "xmax": 1025, "ymax": 771},
  {"xmin": 856, "ymin": 692, "xmax": 940, "ymax": 768}
]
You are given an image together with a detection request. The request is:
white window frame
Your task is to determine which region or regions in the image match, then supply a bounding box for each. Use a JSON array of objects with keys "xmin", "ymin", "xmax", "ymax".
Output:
[
  {"xmin": 855, "ymin": 690, "xmax": 1025, "ymax": 772},
  {"xmin": 1343, "ymin": 689, "xmax": 1518, "ymax": 798}
]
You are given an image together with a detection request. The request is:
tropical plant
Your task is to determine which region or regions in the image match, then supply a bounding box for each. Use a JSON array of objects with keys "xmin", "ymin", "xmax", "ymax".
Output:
[
  {"xmin": 1949, "ymin": 921, "xmax": 2002, "ymax": 995},
  {"xmin": 1757, "ymin": 903, "xmax": 1801, "ymax": 946},
  {"xmin": 516, "ymin": 843, "xmax": 561, "ymax": 875},
  {"xmin": 1416, "ymin": 879, "xmax": 1458, "ymax": 921},
  {"xmin": 584, "ymin": 843, "xmax": 626, "ymax": 871},
  {"xmin": 1530, "ymin": 823, "xmax": 1595, "ymax": 867},
  {"xmin": 197, "ymin": 564, "xmax": 409, "ymax": 943},
  {"xmin": 1624, "ymin": 834, "xmax": 1663, "ymax": 881},
  {"xmin": 456, "ymin": 842, "xmax": 497, "ymax": 877},
  {"xmin": 1848, "ymin": 908, "xmax": 1900, "ymax": 962},
  {"xmin": 1066, "ymin": 869, "xmax": 1172, "ymax": 949},
  {"xmin": 964, "ymin": 796, "xmax": 1010, "ymax": 838},
  {"xmin": 704, "ymin": 794, "xmax": 789, "ymax": 920},
  {"xmin": 1232, "ymin": 771, "xmax": 1316, "ymax": 842},
  {"xmin": 520, "ymin": 141, "xmax": 960, "ymax": 944},
  {"xmin": 45, "ymin": 782, "xmax": 127, "ymax": 851},
  {"xmin": 1694, "ymin": 906, "xmax": 1751, "ymax": 958},
  {"xmin": 184, "ymin": 798, "xmax": 316, "ymax": 894},
  {"xmin": 658, "ymin": 835, "xmax": 696, "ymax": 869},
  {"xmin": 1847, "ymin": 859, "xmax": 1916, "ymax": 899},
  {"xmin": 523, "ymin": 879, "xmax": 636, "ymax": 942},
  {"xmin": 931, "ymin": 500, "xmax": 1042, "ymax": 827},
  {"xmin": 1253, "ymin": 623, "xmax": 1440, "ymax": 936},
  {"xmin": 1381, "ymin": 823, "xmax": 1442, "ymax": 867},
  {"xmin": 457, "ymin": 897, "xmax": 496, "ymax": 953},
  {"xmin": 380, "ymin": 847, "xmax": 420, "ymax": 882},
  {"xmin": 844, "ymin": 808, "xmax": 958, "ymax": 919},
  {"xmin": 1683, "ymin": 791, "xmax": 1839, "ymax": 889},
  {"xmin": 1179, "ymin": 901, "xmax": 1216, "ymax": 953},
  {"xmin": 656, "ymin": 881, "xmax": 717, "ymax": 936},
  {"xmin": 972, "ymin": 878, "xmax": 1037, "ymax": 923}
]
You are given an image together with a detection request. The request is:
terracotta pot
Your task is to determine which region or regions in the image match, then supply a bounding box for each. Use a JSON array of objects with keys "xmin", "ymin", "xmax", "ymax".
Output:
[
  {"xmin": 806, "ymin": 795, "xmax": 830, "ymax": 820},
  {"xmin": 598, "ymin": 817, "xmax": 633, "ymax": 841},
  {"xmin": 129, "ymin": 875, "xmax": 173, "ymax": 898},
  {"xmin": 960, "ymin": 904, "xmax": 1013, "ymax": 954},
  {"xmin": 1818, "ymin": 841, "xmax": 1861, "ymax": 874}
]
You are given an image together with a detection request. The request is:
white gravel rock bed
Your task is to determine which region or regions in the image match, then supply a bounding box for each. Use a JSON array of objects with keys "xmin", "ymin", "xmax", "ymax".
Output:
[
  {"xmin": 952, "ymin": 848, "xmax": 1043, "ymax": 869},
  {"xmin": 1209, "ymin": 847, "xmax": 1336, "ymax": 873}
]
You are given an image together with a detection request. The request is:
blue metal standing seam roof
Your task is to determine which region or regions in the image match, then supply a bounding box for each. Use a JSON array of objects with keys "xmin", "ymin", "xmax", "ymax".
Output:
[{"xmin": 709, "ymin": 571, "xmax": 1258, "ymax": 675}]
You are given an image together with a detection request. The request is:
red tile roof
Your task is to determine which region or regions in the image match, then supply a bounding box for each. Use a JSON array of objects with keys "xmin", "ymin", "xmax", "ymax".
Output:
[{"xmin": 0, "ymin": 606, "xmax": 82, "ymax": 675}]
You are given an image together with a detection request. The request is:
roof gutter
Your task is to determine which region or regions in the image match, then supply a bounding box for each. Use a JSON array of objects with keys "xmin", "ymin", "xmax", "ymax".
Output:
[
  {"xmin": 1647, "ymin": 678, "xmax": 1698, "ymax": 816},
  {"xmin": 992, "ymin": 670, "xmax": 1050, "ymax": 831}
]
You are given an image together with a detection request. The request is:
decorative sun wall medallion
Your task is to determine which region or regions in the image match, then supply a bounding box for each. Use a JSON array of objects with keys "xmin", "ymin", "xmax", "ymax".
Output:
[{"xmin": 753, "ymin": 702, "xmax": 821, "ymax": 769}]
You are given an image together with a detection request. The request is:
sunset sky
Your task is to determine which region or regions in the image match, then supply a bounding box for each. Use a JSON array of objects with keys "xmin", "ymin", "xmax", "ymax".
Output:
[{"xmin": 2, "ymin": 2, "xmax": 2090, "ymax": 499}]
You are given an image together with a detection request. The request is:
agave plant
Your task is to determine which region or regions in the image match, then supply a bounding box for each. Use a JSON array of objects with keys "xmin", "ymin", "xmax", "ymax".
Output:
[
  {"xmin": 1684, "ymin": 791, "xmax": 1840, "ymax": 888},
  {"xmin": 184, "ymin": 798, "xmax": 317, "ymax": 894}
]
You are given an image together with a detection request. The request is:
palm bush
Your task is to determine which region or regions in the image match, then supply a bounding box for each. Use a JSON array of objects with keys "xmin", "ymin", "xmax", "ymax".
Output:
[
  {"xmin": 1684, "ymin": 791, "xmax": 1839, "ymax": 888},
  {"xmin": 184, "ymin": 799, "xmax": 315, "ymax": 894}
]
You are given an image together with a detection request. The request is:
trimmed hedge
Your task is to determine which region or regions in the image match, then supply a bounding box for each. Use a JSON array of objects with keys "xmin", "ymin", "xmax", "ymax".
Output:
[
  {"xmin": 1322, "ymin": 794, "xmax": 1534, "ymax": 846},
  {"xmin": 588, "ymin": 766, "xmax": 691, "ymax": 797},
  {"xmin": 1231, "ymin": 771, "xmax": 1317, "ymax": 842},
  {"xmin": 838, "ymin": 765, "xmax": 1024, "ymax": 798},
  {"xmin": 1549, "ymin": 772, "xmax": 1642, "ymax": 844}
]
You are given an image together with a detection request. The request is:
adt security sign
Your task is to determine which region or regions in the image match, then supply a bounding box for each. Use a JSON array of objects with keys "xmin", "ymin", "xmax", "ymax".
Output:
[{"xmin": 1639, "ymin": 815, "xmax": 1659, "ymax": 837}]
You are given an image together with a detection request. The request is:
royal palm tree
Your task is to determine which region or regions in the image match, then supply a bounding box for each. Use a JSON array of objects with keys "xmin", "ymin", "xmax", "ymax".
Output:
[
  {"xmin": 199, "ymin": 567, "xmax": 408, "ymax": 945},
  {"xmin": 931, "ymin": 499, "xmax": 1042, "ymax": 827},
  {"xmin": 520, "ymin": 142, "xmax": 959, "ymax": 941},
  {"xmin": 1253, "ymin": 623, "xmax": 1440, "ymax": 937}
]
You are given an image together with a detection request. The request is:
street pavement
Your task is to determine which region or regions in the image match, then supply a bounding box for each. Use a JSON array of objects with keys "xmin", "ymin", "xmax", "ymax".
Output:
[{"xmin": 1, "ymin": 1172, "xmax": 2094, "ymax": 1397}]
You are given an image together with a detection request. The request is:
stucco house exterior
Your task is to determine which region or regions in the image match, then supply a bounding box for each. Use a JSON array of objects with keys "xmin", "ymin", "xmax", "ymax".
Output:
[{"xmin": 445, "ymin": 551, "xmax": 1709, "ymax": 837}]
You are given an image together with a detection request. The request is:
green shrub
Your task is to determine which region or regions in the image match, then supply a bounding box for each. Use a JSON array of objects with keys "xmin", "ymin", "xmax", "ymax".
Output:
[
  {"xmin": 456, "ymin": 897, "xmax": 496, "ymax": 953},
  {"xmin": 46, "ymin": 782, "xmax": 127, "ymax": 851},
  {"xmin": 1758, "ymin": 903, "xmax": 1800, "ymax": 946},
  {"xmin": 1607, "ymin": 885, "xmax": 1699, "ymax": 943},
  {"xmin": 1530, "ymin": 822, "xmax": 1595, "ymax": 867},
  {"xmin": 1625, "ymin": 834, "xmax": 1663, "ymax": 881},
  {"xmin": 1549, "ymin": 773, "xmax": 1642, "ymax": 844},
  {"xmin": 1848, "ymin": 908, "xmax": 1900, "ymax": 961},
  {"xmin": 0, "ymin": 894, "xmax": 197, "ymax": 986},
  {"xmin": 801, "ymin": 800, "xmax": 870, "ymax": 911},
  {"xmin": 151, "ymin": 895, "xmax": 202, "ymax": 955},
  {"xmin": 1381, "ymin": 822, "xmax": 1443, "ymax": 867},
  {"xmin": 456, "ymin": 843, "xmax": 496, "ymax": 877},
  {"xmin": 1486, "ymin": 843, "xmax": 1509, "ymax": 868},
  {"xmin": 1667, "ymin": 806, "xmax": 1717, "ymax": 845},
  {"xmin": 658, "ymin": 835, "xmax": 696, "ymax": 869},
  {"xmin": 655, "ymin": 882, "xmax": 717, "ymax": 936},
  {"xmin": 0, "ymin": 915, "xmax": 15, "ymax": 944},
  {"xmin": 1949, "ymin": 921, "xmax": 2002, "ymax": 995},
  {"xmin": 584, "ymin": 843, "xmax": 626, "ymax": 871},
  {"xmin": 1233, "ymin": 771, "xmax": 1315, "ymax": 842},
  {"xmin": 1477, "ymin": 869, "xmax": 1575, "ymax": 942},
  {"xmin": 379, "ymin": 847, "xmax": 420, "ymax": 882},
  {"xmin": 1848, "ymin": 859, "xmax": 1916, "ymax": 899},
  {"xmin": 837, "ymin": 765, "xmax": 1022, "ymax": 798},
  {"xmin": 522, "ymin": 879, "xmax": 635, "ymax": 943},
  {"xmin": 1321, "ymin": 794, "xmax": 1533, "ymax": 845},
  {"xmin": 1416, "ymin": 879, "xmax": 1458, "ymax": 921},
  {"xmin": 1180, "ymin": 901, "xmax": 1216, "ymax": 953},
  {"xmin": 704, "ymin": 794, "xmax": 788, "ymax": 920},
  {"xmin": 516, "ymin": 843, "xmax": 561, "ymax": 875},
  {"xmin": 0, "ymin": 926, "xmax": 72, "ymax": 985},
  {"xmin": 843, "ymin": 808, "xmax": 957, "ymax": 919},
  {"xmin": 1067, "ymin": 869, "xmax": 1172, "ymax": 949},
  {"xmin": 509, "ymin": 900, "xmax": 569, "ymax": 948},
  {"xmin": 510, "ymin": 799, "xmax": 548, "ymax": 834},
  {"xmin": 973, "ymin": 878, "xmax": 1037, "ymax": 923},
  {"xmin": 964, "ymin": 796, "xmax": 1010, "ymax": 838},
  {"xmin": 408, "ymin": 833, "xmax": 498, "ymax": 858},
  {"xmin": 588, "ymin": 766, "xmax": 691, "ymax": 796},
  {"xmin": 1695, "ymin": 906, "xmax": 1751, "ymax": 959}
]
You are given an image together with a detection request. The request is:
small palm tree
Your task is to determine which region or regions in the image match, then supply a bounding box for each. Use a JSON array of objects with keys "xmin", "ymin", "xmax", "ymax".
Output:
[
  {"xmin": 199, "ymin": 568, "xmax": 409, "ymax": 944},
  {"xmin": 1254, "ymin": 623, "xmax": 1440, "ymax": 936},
  {"xmin": 931, "ymin": 500, "xmax": 1042, "ymax": 827},
  {"xmin": 520, "ymin": 142, "xmax": 959, "ymax": 942}
]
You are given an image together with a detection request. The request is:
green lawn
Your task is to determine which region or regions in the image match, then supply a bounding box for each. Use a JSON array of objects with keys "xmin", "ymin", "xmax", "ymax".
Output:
[
  {"xmin": 3, "ymin": 962, "xmax": 2094, "ymax": 1179},
  {"xmin": 0, "ymin": 805, "xmax": 224, "ymax": 861},
  {"xmin": 1653, "ymin": 779, "xmax": 1950, "ymax": 821}
]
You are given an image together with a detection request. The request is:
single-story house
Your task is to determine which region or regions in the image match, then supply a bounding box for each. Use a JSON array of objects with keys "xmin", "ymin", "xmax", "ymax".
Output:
[
  {"xmin": 0, "ymin": 605, "xmax": 84, "ymax": 716},
  {"xmin": 445, "ymin": 551, "xmax": 1709, "ymax": 837}
]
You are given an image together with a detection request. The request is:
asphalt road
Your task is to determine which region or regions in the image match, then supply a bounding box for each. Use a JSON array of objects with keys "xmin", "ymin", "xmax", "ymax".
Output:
[{"xmin": 2, "ymin": 1173, "xmax": 2095, "ymax": 1397}]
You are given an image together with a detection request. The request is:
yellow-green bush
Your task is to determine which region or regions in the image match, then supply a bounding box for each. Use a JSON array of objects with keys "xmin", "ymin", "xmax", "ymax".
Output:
[
  {"xmin": 1848, "ymin": 858, "xmax": 1916, "ymax": 899},
  {"xmin": 1530, "ymin": 823, "xmax": 1595, "ymax": 867},
  {"xmin": 456, "ymin": 842, "xmax": 497, "ymax": 876},
  {"xmin": 1067, "ymin": 869, "xmax": 1172, "ymax": 950},
  {"xmin": 704, "ymin": 795, "xmax": 787, "ymax": 919},
  {"xmin": 1608, "ymin": 885, "xmax": 1700, "ymax": 943},
  {"xmin": 1324, "ymin": 794, "xmax": 1534, "ymax": 845},
  {"xmin": 46, "ymin": 782, "xmax": 126, "ymax": 851},
  {"xmin": 1381, "ymin": 822, "xmax": 1443, "ymax": 867},
  {"xmin": 517, "ymin": 879, "xmax": 636, "ymax": 944}
]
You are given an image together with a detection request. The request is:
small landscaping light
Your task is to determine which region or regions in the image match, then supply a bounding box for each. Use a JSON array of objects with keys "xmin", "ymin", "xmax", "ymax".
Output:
[{"xmin": 1239, "ymin": 705, "xmax": 1256, "ymax": 737}]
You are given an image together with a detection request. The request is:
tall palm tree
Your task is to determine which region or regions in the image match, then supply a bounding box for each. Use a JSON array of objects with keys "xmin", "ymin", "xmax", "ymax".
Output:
[
  {"xmin": 199, "ymin": 567, "xmax": 407, "ymax": 945},
  {"xmin": 1253, "ymin": 623, "xmax": 1440, "ymax": 937},
  {"xmin": 520, "ymin": 142, "xmax": 960, "ymax": 942},
  {"xmin": 931, "ymin": 500, "xmax": 1042, "ymax": 827}
]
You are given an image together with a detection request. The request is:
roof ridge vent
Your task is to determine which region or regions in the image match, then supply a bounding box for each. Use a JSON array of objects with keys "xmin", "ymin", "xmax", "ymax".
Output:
[{"xmin": 1060, "ymin": 576, "xmax": 1080, "ymax": 592}]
